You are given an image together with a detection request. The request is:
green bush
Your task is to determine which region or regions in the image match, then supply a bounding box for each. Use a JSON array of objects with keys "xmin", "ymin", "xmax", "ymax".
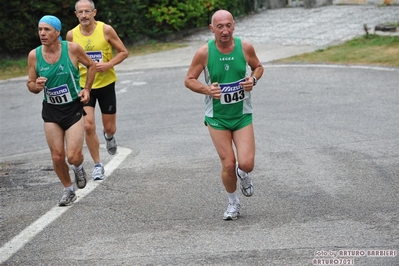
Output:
[{"xmin": 0, "ymin": 0, "xmax": 264, "ymax": 58}]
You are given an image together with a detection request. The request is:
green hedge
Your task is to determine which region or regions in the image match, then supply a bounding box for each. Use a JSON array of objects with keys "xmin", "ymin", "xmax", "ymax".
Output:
[{"xmin": 0, "ymin": 0, "xmax": 263, "ymax": 58}]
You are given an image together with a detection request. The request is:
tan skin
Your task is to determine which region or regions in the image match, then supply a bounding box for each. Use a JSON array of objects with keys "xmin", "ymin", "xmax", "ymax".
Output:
[
  {"xmin": 184, "ymin": 10, "xmax": 264, "ymax": 193},
  {"xmin": 27, "ymin": 22, "xmax": 96, "ymax": 188},
  {"xmin": 66, "ymin": 0, "xmax": 128, "ymax": 163}
]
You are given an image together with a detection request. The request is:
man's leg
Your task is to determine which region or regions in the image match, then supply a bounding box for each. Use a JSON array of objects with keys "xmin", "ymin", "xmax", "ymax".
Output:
[
  {"xmin": 233, "ymin": 123, "xmax": 255, "ymax": 173},
  {"xmin": 207, "ymin": 126, "xmax": 237, "ymax": 192},
  {"xmin": 84, "ymin": 106, "xmax": 100, "ymax": 163},
  {"xmin": 65, "ymin": 117, "xmax": 85, "ymax": 167},
  {"xmin": 44, "ymin": 122, "xmax": 77, "ymax": 206},
  {"xmin": 233, "ymin": 123, "xmax": 255, "ymax": 197},
  {"xmin": 66, "ymin": 117, "xmax": 87, "ymax": 189},
  {"xmin": 44, "ymin": 122, "xmax": 72, "ymax": 187},
  {"xmin": 102, "ymin": 113, "xmax": 116, "ymax": 136},
  {"xmin": 102, "ymin": 113, "xmax": 117, "ymax": 155},
  {"xmin": 207, "ymin": 126, "xmax": 241, "ymax": 220}
]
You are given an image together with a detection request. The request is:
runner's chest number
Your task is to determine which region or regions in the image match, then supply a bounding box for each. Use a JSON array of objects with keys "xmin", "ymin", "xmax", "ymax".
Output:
[{"xmin": 45, "ymin": 84, "xmax": 74, "ymax": 105}]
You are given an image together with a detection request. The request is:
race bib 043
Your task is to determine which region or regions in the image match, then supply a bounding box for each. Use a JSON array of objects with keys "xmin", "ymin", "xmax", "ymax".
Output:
[{"xmin": 219, "ymin": 78, "xmax": 247, "ymax": 105}]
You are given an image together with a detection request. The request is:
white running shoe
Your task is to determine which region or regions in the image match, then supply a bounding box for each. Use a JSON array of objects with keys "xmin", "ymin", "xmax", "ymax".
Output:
[
  {"xmin": 73, "ymin": 165, "xmax": 87, "ymax": 189},
  {"xmin": 223, "ymin": 201, "xmax": 240, "ymax": 220},
  {"xmin": 236, "ymin": 165, "xmax": 254, "ymax": 197},
  {"xmin": 104, "ymin": 132, "xmax": 117, "ymax": 155},
  {"xmin": 59, "ymin": 189, "xmax": 77, "ymax": 206},
  {"xmin": 92, "ymin": 163, "xmax": 105, "ymax": 180}
]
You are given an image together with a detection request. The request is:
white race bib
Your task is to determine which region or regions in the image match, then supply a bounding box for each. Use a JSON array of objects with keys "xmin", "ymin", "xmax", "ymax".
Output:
[
  {"xmin": 45, "ymin": 84, "xmax": 73, "ymax": 105},
  {"xmin": 219, "ymin": 78, "xmax": 247, "ymax": 105},
  {"xmin": 80, "ymin": 51, "xmax": 103, "ymax": 68}
]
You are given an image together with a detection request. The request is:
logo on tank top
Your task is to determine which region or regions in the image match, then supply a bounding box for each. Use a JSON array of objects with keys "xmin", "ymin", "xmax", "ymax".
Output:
[
  {"xmin": 56, "ymin": 64, "xmax": 66, "ymax": 75},
  {"xmin": 219, "ymin": 57, "xmax": 234, "ymax": 61},
  {"xmin": 85, "ymin": 39, "xmax": 95, "ymax": 51}
]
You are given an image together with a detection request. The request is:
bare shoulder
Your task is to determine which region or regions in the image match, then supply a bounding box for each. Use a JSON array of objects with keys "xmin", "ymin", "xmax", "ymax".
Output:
[
  {"xmin": 196, "ymin": 43, "xmax": 209, "ymax": 59},
  {"xmin": 241, "ymin": 40, "xmax": 255, "ymax": 54},
  {"xmin": 28, "ymin": 48, "xmax": 37, "ymax": 58},
  {"xmin": 67, "ymin": 41, "xmax": 80, "ymax": 51},
  {"xmin": 65, "ymin": 29, "xmax": 73, "ymax": 41},
  {"xmin": 103, "ymin": 23, "xmax": 117, "ymax": 36},
  {"xmin": 27, "ymin": 48, "xmax": 37, "ymax": 66}
]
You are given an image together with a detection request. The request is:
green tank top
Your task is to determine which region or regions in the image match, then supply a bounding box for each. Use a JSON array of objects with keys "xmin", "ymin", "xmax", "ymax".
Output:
[
  {"xmin": 36, "ymin": 41, "xmax": 81, "ymax": 105},
  {"xmin": 204, "ymin": 37, "xmax": 252, "ymax": 119}
]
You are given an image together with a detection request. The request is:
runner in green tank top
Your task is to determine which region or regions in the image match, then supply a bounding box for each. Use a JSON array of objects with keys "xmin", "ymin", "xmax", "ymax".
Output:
[
  {"xmin": 27, "ymin": 15, "xmax": 96, "ymax": 206},
  {"xmin": 185, "ymin": 10, "xmax": 264, "ymax": 220}
]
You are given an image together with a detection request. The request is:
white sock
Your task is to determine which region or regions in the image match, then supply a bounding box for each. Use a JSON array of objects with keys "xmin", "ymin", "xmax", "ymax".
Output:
[
  {"xmin": 227, "ymin": 191, "xmax": 239, "ymax": 203},
  {"xmin": 72, "ymin": 164, "xmax": 83, "ymax": 170},
  {"xmin": 105, "ymin": 133, "xmax": 113, "ymax": 139},
  {"xmin": 65, "ymin": 185, "xmax": 74, "ymax": 191},
  {"xmin": 237, "ymin": 167, "xmax": 248, "ymax": 177}
]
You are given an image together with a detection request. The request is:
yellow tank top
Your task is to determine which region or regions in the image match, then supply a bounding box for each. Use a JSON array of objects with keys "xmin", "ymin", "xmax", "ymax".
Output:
[{"xmin": 72, "ymin": 21, "xmax": 116, "ymax": 89}]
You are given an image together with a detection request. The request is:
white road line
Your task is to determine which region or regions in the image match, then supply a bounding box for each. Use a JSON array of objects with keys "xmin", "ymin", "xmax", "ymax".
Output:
[{"xmin": 0, "ymin": 146, "xmax": 132, "ymax": 264}]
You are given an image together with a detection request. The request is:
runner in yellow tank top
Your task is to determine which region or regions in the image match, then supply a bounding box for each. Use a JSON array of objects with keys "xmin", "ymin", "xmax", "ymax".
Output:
[{"xmin": 67, "ymin": 0, "xmax": 128, "ymax": 181}]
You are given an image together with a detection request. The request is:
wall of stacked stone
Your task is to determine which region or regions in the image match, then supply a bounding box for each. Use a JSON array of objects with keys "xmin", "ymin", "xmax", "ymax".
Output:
[{"xmin": 264, "ymin": 0, "xmax": 399, "ymax": 8}]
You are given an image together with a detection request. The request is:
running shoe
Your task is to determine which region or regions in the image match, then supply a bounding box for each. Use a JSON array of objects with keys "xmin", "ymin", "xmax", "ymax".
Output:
[
  {"xmin": 223, "ymin": 201, "xmax": 240, "ymax": 220},
  {"xmin": 92, "ymin": 163, "xmax": 105, "ymax": 180},
  {"xmin": 104, "ymin": 132, "xmax": 117, "ymax": 155},
  {"xmin": 59, "ymin": 189, "xmax": 77, "ymax": 206},
  {"xmin": 236, "ymin": 165, "xmax": 254, "ymax": 197},
  {"xmin": 73, "ymin": 165, "xmax": 87, "ymax": 189}
]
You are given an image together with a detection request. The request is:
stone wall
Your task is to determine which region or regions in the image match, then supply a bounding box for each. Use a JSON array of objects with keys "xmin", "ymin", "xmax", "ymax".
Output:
[
  {"xmin": 264, "ymin": 0, "xmax": 399, "ymax": 8},
  {"xmin": 333, "ymin": 0, "xmax": 399, "ymax": 4}
]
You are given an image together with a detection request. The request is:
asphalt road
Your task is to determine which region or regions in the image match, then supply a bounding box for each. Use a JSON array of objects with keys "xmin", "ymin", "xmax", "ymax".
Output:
[{"xmin": 1, "ymin": 5, "xmax": 399, "ymax": 266}]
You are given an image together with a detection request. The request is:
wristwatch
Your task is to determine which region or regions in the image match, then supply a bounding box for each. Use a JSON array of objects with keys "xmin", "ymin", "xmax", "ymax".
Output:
[{"xmin": 252, "ymin": 76, "xmax": 258, "ymax": 86}]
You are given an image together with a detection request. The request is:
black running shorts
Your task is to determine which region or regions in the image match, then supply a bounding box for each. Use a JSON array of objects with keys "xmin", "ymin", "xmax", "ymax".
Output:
[
  {"xmin": 42, "ymin": 100, "xmax": 84, "ymax": 131},
  {"xmin": 85, "ymin": 82, "xmax": 116, "ymax": 114}
]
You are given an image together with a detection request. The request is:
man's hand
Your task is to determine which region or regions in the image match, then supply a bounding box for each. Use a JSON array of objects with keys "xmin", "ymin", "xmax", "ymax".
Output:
[
  {"xmin": 79, "ymin": 88, "xmax": 90, "ymax": 104},
  {"xmin": 95, "ymin": 62, "xmax": 112, "ymax": 73},
  {"xmin": 35, "ymin": 77, "xmax": 47, "ymax": 93},
  {"xmin": 239, "ymin": 76, "xmax": 255, "ymax": 92},
  {"xmin": 210, "ymin": 82, "xmax": 222, "ymax": 99}
]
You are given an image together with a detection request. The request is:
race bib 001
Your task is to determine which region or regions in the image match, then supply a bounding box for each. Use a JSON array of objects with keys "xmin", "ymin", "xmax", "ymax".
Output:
[
  {"xmin": 45, "ymin": 84, "xmax": 73, "ymax": 105},
  {"xmin": 220, "ymin": 78, "xmax": 247, "ymax": 105}
]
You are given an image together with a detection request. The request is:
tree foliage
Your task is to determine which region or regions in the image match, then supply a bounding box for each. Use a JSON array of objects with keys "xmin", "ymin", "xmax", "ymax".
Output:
[{"xmin": 0, "ymin": 0, "xmax": 263, "ymax": 58}]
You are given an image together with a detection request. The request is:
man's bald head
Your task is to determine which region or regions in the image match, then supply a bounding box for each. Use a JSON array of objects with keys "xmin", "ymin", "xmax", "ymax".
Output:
[{"xmin": 211, "ymin": 10, "xmax": 234, "ymax": 26}]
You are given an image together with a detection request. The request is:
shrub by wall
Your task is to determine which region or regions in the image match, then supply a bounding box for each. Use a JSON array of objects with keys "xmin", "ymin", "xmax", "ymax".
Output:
[{"xmin": 0, "ymin": 0, "xmax": 263, "ymax": 58}]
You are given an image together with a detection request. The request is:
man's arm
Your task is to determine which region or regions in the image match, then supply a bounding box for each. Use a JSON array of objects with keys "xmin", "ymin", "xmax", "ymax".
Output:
[
  {"xmin": 184, "ymin": 44, "xmax": 222, "ymax": 99},
  {"xmin": 242, "ymin": 41, "xmax": 264, "ymax": 85},
  {"xmin": 26, "ymin": 49, "xmax": 44, "ymax": 94},
  {"xmin": 98, "ymin": 24, "xmax": 128, "ymax": 72},
  {"xmin": 68, "ymin": 42, "xmax": 95, "ymax": 103}
]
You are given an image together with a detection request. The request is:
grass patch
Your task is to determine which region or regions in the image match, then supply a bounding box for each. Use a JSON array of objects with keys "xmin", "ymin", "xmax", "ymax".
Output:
[
  {"xmin": 1, "ymin": 34, "xmax": 398, "ymax": 80},
  {"xmin": 275, "ymin": 34, "xmax": 399, "ymax": 67},
  {"xmin": 0, "ymin": 58, "xmax": 28, "ymax": 80},
  {"xmin": 0, "ymin": 41, "xmax": 187, "ymax": 81},
  {"xmin": 127, "ymin": 41, "xmax": 187, "ymax": 55}
]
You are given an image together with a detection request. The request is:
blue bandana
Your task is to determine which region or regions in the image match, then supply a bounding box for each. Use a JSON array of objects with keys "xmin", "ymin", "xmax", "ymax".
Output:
[{"xmin": 39, "ymin": 15, "xmax": 62, "ymax": 41}]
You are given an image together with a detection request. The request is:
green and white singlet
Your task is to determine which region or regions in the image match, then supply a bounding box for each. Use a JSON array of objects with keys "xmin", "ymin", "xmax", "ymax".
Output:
[
  {"xmin": 36, "ymin": 41, "xmax": 81, "ymax": 105},
  {"xmin": 204, "ymin": 37, "xmax": 252, "ymax": 119}
]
